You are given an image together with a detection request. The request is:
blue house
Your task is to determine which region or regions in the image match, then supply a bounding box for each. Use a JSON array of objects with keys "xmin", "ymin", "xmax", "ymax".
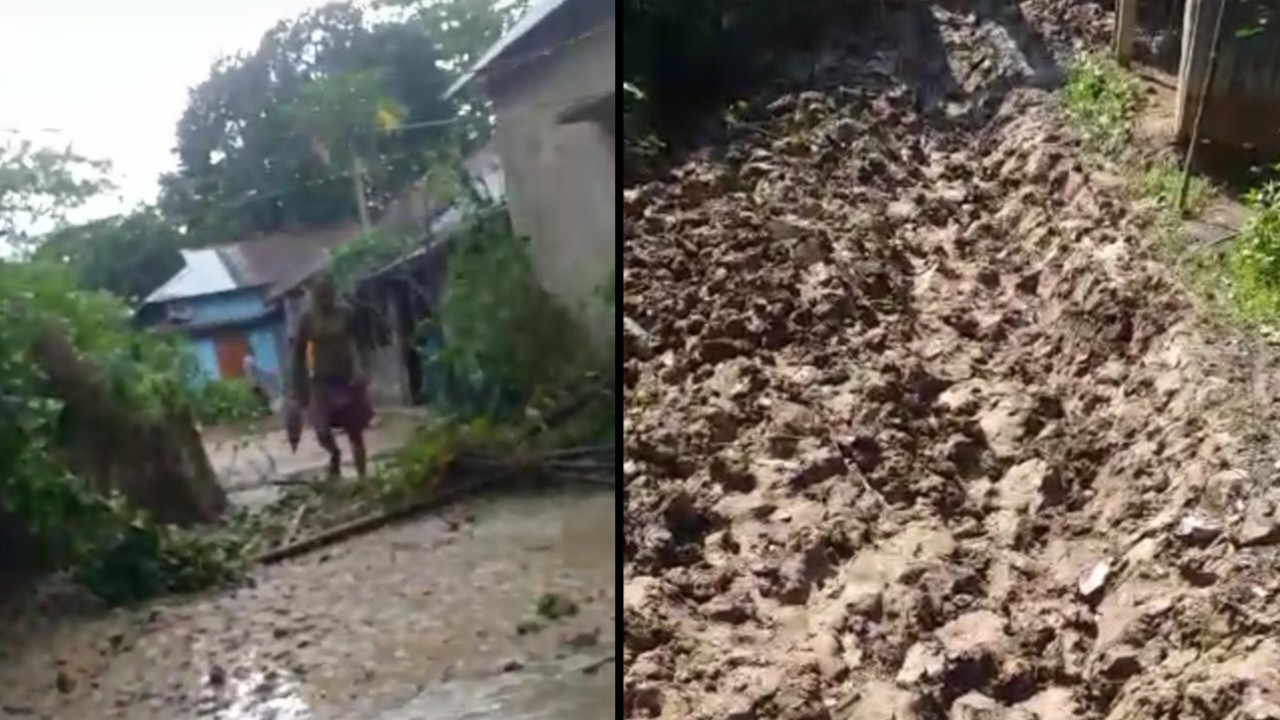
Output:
[{"xmin": 135, "ymin": 224, "xmax": 363, "ymax": 386}]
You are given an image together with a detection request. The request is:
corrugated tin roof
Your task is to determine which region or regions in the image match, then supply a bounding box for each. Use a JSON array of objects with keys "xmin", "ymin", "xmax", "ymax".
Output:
[
  {"xmin": 445, "ymin": 0, "xmax": 573, "ymax": 98},
  {"xmin": 140, "ymin": 222, "xmax": 364, "ymax": 307},
  {"xmin": 218, "ymin": 222, "xmax": 363, "ymax": 299},
  {"xmin": 142, "ymin": 248, "xmax": 237, "ymax": 304}
]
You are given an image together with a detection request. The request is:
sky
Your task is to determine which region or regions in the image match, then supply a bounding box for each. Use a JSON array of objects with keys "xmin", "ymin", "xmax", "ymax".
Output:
[{"xmin": 0, "ymin": 0, "xmax": 339, "ymax": 225}]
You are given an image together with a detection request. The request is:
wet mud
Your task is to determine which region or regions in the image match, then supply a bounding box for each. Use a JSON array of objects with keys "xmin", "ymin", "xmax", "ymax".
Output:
[
  {"xmin": 622, "ymin": 1, "xmax": 1280, "ymax": 718},
  {"xmin": 0, "ymin": 487, "xmax": 615, "ymax": 720}
]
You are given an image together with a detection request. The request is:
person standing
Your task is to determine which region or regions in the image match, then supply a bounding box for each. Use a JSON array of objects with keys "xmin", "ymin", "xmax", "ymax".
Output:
[
  {"xmin": 290, "ymin": 273, "xmax": 374, "ymax": 481},
  {"xmin": 242, "ymin": 349, "xmax": 272, "ymax": 411}
]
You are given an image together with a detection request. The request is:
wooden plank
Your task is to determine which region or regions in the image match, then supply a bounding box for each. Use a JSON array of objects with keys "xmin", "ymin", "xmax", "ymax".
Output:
[{"xmin": 1115, "ymin": 0, "xmax": 1140, "ymax": 66}]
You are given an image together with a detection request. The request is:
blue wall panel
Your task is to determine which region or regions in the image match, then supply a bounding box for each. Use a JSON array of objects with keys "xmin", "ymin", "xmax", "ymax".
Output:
[
  {"xmin": 185, "ymin": 289, "xmax": 269, "ymax": 326},
  {"xmin": 189, "ymin": 336, "xmax": 219, "ymax": 384}
]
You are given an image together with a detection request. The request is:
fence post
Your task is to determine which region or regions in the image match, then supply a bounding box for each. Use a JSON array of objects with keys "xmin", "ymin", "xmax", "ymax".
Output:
[{"xmin": 1114, "ymin": 0, "xmax": 1139, "ymax": 66}]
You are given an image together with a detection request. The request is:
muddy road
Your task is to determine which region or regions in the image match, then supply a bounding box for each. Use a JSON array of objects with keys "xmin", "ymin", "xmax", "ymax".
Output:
[
  {"xmin": 623, "ymin": 1, "xmax": 1280, "ymax": 719},
  {"xmin": 0, "ymin": 487, "xmax": 615, "ymax": 720}
]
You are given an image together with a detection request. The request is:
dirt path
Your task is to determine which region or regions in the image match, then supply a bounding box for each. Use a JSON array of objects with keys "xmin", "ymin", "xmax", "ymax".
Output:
[
  {"xmin": 0, "ymin": 487, "xmax": 615, "ymax": 720},
  {"xmin": 623, "ymin": 2, "xmax": 1280, "ymax": 719},
  {"xmin": 203, "ymin": 410, "xmax": 421, "ymax": 508}
]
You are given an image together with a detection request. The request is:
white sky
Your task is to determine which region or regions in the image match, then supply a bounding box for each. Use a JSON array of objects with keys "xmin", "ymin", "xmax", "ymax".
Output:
[{"xmin": 0, "ymin": 0, "xmax": 338, "ymax": 224}]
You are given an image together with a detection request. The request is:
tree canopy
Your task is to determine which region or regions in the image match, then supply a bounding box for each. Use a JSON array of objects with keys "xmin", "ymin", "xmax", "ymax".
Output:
[
  {"xmin": 0, "ymin": 140, "xmax": 112, "ymax": 255},
  {"xmin": 158, "ymin": 2, "xmax": 460, "ymax": 245},
  {"xmin": 19, "ymin": 0, "xmax": 527, "ymax": 299}
]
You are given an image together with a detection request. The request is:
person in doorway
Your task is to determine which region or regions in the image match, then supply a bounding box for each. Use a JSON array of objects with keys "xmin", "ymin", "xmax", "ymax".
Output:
[
  {"xmin": 242, "ymin": 349, "xmax": 272, "ymax": 411},
  {"xmin": 290, "ymin": 272, "xmax": 374, "ymax": 481}
]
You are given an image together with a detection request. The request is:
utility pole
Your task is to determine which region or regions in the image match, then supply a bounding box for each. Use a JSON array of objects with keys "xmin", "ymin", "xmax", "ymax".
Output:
[{"xmin": 351, "ymin": 149, "xmax": 371, "ymax": 232}]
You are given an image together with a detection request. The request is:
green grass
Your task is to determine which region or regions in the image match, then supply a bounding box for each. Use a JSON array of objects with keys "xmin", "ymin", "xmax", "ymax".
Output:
[
  {"xmin": 1062, "ymin": 54, "xmax": 1143, "ymax": 158},
  {"xmin": 1139, "ymin": 160, "xmax": 1215, "ymax": 218},
  {"xmin": 1225, "ymin": 179, "xmax": 1280, "ymax": 322}
]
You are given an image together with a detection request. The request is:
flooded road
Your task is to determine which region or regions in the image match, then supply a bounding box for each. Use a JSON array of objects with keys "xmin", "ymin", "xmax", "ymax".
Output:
[{"xmin": 0, "ymin": 486, "xmax": 615, "ymax": 720}]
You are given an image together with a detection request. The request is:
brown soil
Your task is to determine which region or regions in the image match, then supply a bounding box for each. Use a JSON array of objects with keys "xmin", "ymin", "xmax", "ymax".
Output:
[{"xmin": 622, "ymin": 2, "xmax": 1280, "ymax": 719}]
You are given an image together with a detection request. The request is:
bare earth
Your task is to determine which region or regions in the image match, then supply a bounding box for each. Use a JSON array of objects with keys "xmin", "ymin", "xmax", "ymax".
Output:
[
  {"xmin": 203, "ymin": 410, "xmax": 421, "ymax": 508},
  {"xmin": 623, "ymin": 2, "xmax": 1280, "ymax": 719},
  {"xmin": 0, "ymin": 487, "xmax": 616, "ymax": 720}
]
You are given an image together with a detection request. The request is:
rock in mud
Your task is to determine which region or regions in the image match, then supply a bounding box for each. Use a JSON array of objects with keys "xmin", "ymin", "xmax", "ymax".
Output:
[
  {"xmin": 949, "ymin": 692, "xmax": 1007, "ymax": 720},
  {"xmin": 1077, "ymin": 560, "xmax": 1112, "ymax": 602},
  {"xmin": 845, "ymin": 681, "xmax": 922, "ymax": 720},
  {"xmin": 1236, "ymin": 500, "xmax": 1280, "ymax": 548},
  {"xmin": 1175, "ymin": 513, "xmax": 1224, "ymax": 545},
  {"xmin": 897, "ymin": 641, "xmax": 946, "ymax": 686}
]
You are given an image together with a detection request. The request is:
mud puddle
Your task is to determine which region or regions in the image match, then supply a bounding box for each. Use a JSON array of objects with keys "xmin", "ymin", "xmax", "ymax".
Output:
[{"xmin": 0, "ymin": 486, "xmax": 615, "ymax": 720}]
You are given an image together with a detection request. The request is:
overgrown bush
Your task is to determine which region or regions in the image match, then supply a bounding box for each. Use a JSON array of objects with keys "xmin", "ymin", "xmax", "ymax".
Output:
[
  {"xmin": 191, "ymin": 378, "xmax": 269, "ymax": 426},
  {"xmin": 370, "ymin": 415, "xmax": 522, "ymax": 503},
  {"xmin": 0, "ymin": 260, "xmax": 241, "ymax": 604},
  {"xmin": 1228, "ymin": 178, "xmax": 1280, "ymax": 320},
  {"xmin": 1062, "ymin": 54, "xmax": 1143, "ymax": 157},
  {"xmin": 426, "ymin": 207, "xmax": 606, "ymax": 422}
]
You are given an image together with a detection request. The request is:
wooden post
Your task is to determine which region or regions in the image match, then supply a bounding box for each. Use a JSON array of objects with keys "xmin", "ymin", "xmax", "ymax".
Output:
[{"xmin": 1115, "ymin": 0, "xmax": 1139, "ymax": 66}]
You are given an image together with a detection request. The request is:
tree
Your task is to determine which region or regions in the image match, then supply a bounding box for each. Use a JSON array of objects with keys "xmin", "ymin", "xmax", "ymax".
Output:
[
  {"xmin": 160, "ymin": 2, "xmax": 458, "ymax": 246},
  {"xmin": 380, "ymin": 0, "xmax": 529, "ymax": 139},
  {"xmin": 0, "ymin": 140, "xmax": 112, "ymax": 255},
  {"xmin": 35, "ymin": 209, "xmax": 186, "ymax": 302},
  {"xmin": 287, "ymin": 71, "xmax": 405, "ymax": 230}
]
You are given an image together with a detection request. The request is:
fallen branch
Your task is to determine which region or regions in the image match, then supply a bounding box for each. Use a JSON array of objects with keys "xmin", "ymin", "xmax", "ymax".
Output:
[
  {"xmin": 282, "ymin": 502, "xmax": 310, "ymax": 547},
  {"xmin": 253, "ymin": 474, "xmax": 502, "ymax": 566}
]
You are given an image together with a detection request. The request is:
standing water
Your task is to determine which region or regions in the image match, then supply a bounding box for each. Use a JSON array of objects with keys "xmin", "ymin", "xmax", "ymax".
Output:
[{"xmin": 0, "ymin": 487, "xmax": 615, "ymax": 720}]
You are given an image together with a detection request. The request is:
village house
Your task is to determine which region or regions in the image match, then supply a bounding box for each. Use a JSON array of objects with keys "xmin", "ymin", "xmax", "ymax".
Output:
[
  {"xmin": 134, "ymin": 224, "xmax": 364, "ymax": 386},
  {"xmin": 447, "ymin": 0, "xmax": 616, "ymax": 343},
  {"xmin": 136, "ymin": 144, "xmax": 506, "ymax": 403}
]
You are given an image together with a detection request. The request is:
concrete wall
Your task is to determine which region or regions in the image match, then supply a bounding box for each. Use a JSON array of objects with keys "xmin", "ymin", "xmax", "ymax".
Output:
[{"xmin": 487, "ymin": 21, "xmax": 616, "ymax": 345}]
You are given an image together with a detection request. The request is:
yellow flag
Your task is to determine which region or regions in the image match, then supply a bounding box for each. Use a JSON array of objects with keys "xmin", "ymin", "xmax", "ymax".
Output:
[{"xmin": 375, "ymin": 101, "xmax": 402, "ymax": 132}]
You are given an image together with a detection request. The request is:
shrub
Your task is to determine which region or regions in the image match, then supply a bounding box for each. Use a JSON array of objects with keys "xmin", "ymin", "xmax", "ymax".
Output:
[
  {"xmin": 192, "ymin": 378, "xmax": 269, "ymax": 426},
  {"xmin": 1062, "ymin": 54, "xmax": 1142, "ymax": 157},
  {"xmin": 1227, "ymin": 179, "xmax": 1280, "ymax": 320}
]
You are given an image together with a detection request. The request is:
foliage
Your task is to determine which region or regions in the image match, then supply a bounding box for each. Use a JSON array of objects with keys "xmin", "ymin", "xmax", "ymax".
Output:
[
  {"xmin": 377, "ymin": 0, "xmax": 528, "ymax": 138},
  {"xmin": 35, "ymin": 208, "xmax": 186, "ymax": 302},
  {"xmin": 330, "ymin": 228, "xmax": 421, "ymax": 293},
  {"xmin": 1062, "ymin": 54, "xmax": 1143, "ymax": 157},
  {"xmin": 0, "ymin": 259, "xmax": 241, "ymax": 605},
  {"xmin": 370, "ymin": 414, "xmax": 522, "ymax": 503},
  {"xmin": 1227, "ymin": 177, "xmax": 1280, "ymax": 320},
  {"xmin": 191, "ymin": 379, "xmax": 270, "ymax": 426},
  {"xmin": 159, "ymin": 2, "xmax": 459, "ymax": 245},
  {"xmin": 428, "ymin": 206, "xmax": 601, "ymax": 421},
  {"xmin": 0, "ymin": 140, "xmax": 112, "ymax": 255},
  {"xmin": 1139, "ymin": 161, "xmax": 1214, "ymax": 218},
  {"xmin": 287, "ymin": 70, "xmax": 406, "ymax": 210}
]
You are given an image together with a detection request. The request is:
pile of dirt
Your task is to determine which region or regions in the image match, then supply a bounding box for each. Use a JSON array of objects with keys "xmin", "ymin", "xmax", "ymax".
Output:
[{"xmin": 622, "ymin": 2, "xmax": 1280, "ymax": 719}]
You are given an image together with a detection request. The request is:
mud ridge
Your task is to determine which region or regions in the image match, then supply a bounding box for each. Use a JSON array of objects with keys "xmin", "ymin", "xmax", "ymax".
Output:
[{"xmin": 622, "ymin": 1, "xmax": 1280, "ymax": 719}]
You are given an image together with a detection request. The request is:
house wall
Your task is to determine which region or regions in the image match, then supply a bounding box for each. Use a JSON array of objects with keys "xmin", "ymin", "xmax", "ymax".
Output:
[
  {"xmin": 487, "ymin": 21, "xmax": 615, "ymax": 345},
  {"xmin": 190, "ymin": 336, "xmax": 220, "ymax": 383},
  {"xmin": 1178, "ymin": 0, "xmax": 1280, "ymax": 152},
  {"xmin": 155, "ymin": 288, "xmax": 284, "ymax": 386},
  {"xmin": 178, "ymin": 288, "xmax": 271, "ymax": 327}
]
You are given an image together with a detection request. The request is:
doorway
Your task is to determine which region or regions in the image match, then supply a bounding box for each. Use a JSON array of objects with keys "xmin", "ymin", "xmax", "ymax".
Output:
[{"xmin": 213, "ymin": 331, "xmax": 251, "ymax": 379}]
